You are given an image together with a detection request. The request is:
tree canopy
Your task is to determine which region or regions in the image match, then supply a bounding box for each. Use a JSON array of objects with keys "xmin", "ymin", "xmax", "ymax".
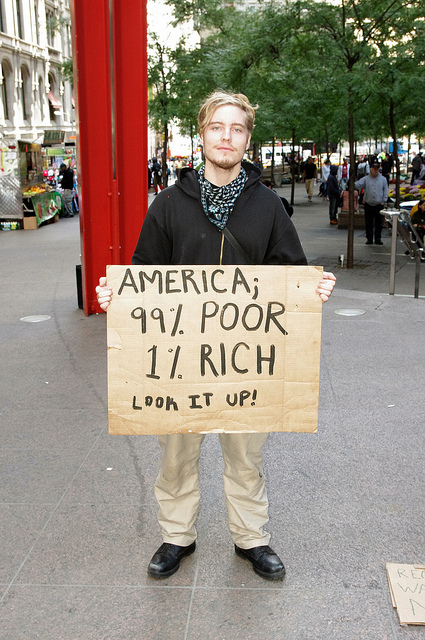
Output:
[{"xmin": 148, "ymin": 0, "xmax": 425, "ymax": 264}]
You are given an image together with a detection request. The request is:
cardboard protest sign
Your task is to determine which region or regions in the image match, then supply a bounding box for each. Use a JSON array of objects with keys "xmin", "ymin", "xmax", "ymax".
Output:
[
  {"xmin": 107, "ymin": 265, "xmax": 323, "ymax": 435},
  {"xmin": 386, "ymin": 563, "xmax": 425, "ymax": 625}
]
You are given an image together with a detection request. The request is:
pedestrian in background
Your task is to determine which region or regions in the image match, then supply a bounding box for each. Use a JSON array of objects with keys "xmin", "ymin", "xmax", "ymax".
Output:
[
  {"xmin": 302, "ymin": 156, "xmax": 317, "ymax": 202},
  {"xmin": 356, "ymin": 156, "xmax": 369, "ymax": 180},
  {"xmin": 152, "ymin": 158, "xmax": 163, "ymax": 195},
  {"xmin": 148, "ymin": 163, "xmax": 152, "ymax": 190},
  {"xmin": 59, "ymin": 163, "xmax": 74, "ymax": 218},
  {"xmin": 381, "ymin": 153, "xmax": 393, "ymax": 185},
  {"xmin": 410, "ymin": 153, "xmax": 422, "ymax": 185},
  {"xmin": 355, "ymin": 156, "xmax": 369, "ymax": 205},
  {"xmin": 410, "ymin": 199, "xmax": 425, "ymax": 245},
  {"xmin": 326, "ymin": 165, "xmax": 340, "ymax": 225},
  {"xmin": 355, "ymin": 160, "xmax": 389, "ymax": 245},
  {"xmin": 338, "ymin": 158, "xmax": 350, "ymax": 191},
  {"xmin": 321, "ymin": 159, "xmax": 331, "ymax": 199}
]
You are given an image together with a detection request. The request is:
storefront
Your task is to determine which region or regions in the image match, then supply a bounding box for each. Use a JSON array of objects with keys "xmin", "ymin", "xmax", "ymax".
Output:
[{"xmin": 0, "ymin": 139, "xmax": 64, "ymax": 230}]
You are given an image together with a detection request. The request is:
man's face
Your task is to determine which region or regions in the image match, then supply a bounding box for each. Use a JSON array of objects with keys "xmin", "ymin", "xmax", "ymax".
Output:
[
  {"xmin": 370, "ymin": 166, "xmax": 380, "ymax": 177},
  {"xmin": 200, "ymin": 104, "xmax": 251, "ymax": 172}
]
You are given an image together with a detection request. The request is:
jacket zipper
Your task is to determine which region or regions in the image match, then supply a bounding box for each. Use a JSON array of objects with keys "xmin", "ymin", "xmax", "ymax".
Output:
[{"xmin": 219, "ymin": 232, "xmax": 225, "ymax": 265}]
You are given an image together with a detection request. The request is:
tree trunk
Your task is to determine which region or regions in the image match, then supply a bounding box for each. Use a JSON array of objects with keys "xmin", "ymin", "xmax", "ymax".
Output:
[
  {"xmin": 407, "ymin": 135, "xmax": 411, "ymax": 174},
  {"xmin": 271, "ymin": 137, "xmax": 275, "ymax": 186},
  {"xmin": 389, "ymin": 98, "xmax": 400, "ymax": 208},
  {"xmin": 290, "ymin": 128, "xmax": 296, "ymax": 206},
  {"xmin": 162, "ymin": 121, "xmax": 168, "ymax": 188},
  {"xmin": 190, "ymin": 124, "xmax": 194, "ymax": 168},
  {"xmin": 346, "ymin": 91, "xmax": 355, "ymax": 269}
]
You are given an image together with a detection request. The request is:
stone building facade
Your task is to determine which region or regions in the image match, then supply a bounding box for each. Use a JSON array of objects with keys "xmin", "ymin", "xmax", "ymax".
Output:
[{"xmin": 0, "ymin": 0, "xmax": 73, "ymax": 143}]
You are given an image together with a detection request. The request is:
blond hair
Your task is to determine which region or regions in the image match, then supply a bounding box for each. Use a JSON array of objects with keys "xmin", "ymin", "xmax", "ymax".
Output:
[{"xmin": 198, "ymin": 91, "xmax": 257, "ymax": 137}]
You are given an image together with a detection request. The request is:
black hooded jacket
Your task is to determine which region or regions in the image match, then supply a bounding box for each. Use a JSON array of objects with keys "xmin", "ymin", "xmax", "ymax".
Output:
[
  {"xmin": 326, "ymin": 165, "xmax": 340, "ymax": 199},
  {"xmin": 132, "ymin": 161, "xmax": 307, "ymax": 267}
]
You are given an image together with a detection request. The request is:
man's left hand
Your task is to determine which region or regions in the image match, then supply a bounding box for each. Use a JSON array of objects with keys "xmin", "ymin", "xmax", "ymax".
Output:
[{"xmin": 316, "ymin": 272, "xmax": 336, "ymax": 303}]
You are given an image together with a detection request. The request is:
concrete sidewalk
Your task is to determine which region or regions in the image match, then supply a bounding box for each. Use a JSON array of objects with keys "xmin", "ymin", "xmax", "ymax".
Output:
[{"xmin": 0, "ymin": 183, "xmax": 424, "ymax": 639}]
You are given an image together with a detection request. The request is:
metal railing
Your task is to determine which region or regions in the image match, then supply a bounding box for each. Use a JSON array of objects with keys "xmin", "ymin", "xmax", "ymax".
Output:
[{"xmin": 383, "ymin": 207, "xmax": 424, "ymax": 298}]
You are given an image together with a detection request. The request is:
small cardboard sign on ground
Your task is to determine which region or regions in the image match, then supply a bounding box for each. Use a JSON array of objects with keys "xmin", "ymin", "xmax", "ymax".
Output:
[
  {"xmin": 106, "ymin": 265, "xmax": 323, "ymax": 435},
  {"xmin": 386, "ymin": 563, "xmax": 425, "ymax": 625}
]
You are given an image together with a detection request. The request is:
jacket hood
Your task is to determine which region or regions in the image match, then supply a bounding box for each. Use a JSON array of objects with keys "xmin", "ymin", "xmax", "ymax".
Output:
[
  {"xmin": 330, "ymin": 165, "xmax": 338, "ymax": 176},
  {"xmin": 175, "ymin": 160, "xmax": 263, "ymax": 200}
]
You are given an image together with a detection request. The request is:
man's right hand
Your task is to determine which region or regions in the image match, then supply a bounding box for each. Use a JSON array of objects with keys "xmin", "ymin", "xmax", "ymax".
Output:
[{"xmin": 96, "ymin": 276, "xmax": 113, "ymax": 310}]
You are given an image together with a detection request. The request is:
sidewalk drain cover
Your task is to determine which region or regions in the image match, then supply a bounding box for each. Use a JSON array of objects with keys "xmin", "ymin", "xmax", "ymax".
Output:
[
  {"xmin": 20, "ymin": 315, "xmax": 52, "ymax": 323},
  {"xmin": 334, "ymin": 309, "xmax": 366, "ymax": 316}
]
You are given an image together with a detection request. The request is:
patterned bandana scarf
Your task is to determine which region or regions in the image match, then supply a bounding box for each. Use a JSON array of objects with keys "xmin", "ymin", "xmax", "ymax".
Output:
[{"xmin": 197, "ymin": 164, "xmax": 247, "ymax": 230}]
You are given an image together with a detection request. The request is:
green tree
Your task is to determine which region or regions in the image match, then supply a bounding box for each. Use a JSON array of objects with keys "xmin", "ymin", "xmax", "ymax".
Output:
[
  {"xmin": 299, "ymin": 0, "xmax": 424, "ymax": 267},
  {"xmin": 148, "ymin": 35, "xmax": 189, "ymax": 185}
]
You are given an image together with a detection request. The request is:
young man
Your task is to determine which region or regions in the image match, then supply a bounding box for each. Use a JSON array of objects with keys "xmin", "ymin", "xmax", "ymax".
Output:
[
  {"xmin": 302, "ymin": 156, "xmax": 317, "ymax": 202},
  {"xmin": 354, "ymin": 160, "xmax": 389, "ymax": 245},
  {"xmin": 97, "ymin": 91, "xmax": 336, "ymax": 581}
]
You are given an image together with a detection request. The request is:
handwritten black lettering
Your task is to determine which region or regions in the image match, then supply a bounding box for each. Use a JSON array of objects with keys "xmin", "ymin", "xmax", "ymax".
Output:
[
  {"xmin": 139, "ymin": 269, "xmax": 163, "ymax": 293},
  {"xmin": 242, "ymin": 304, "xmax": 263, "ymax": 331},
  {"xmin": 189, "ymin": 394, "xmax": 203, "ymax": 409},
  {"xmin": 118, "ymin": 268, "xmax": 138, "ymax": 295},
  {"xmin": 165, "ymin": 270, "xmax": 181, "ymax": 294},
  {"xmin": 232, "ymin": 342, "xmax": 250, "ymax": 374},
  {"xmin": 232, "ymin": 267, "xmax": 251, "ymax": 295},
  {"xmin": 200, "ymin": 344, "xmax": 219, "ymax": 377},
  {"xmin": 221, "ymin": 303, "xmax": 239, "ymax": 331},
  {"xmin": 211, "ymin": 269, "xmax": 226, "ymax": 293},
  {"xmin": 181, "ymin": 269, "xmax": 201, "ymax": 294},
  {"xmin": 257, "ymin": 345, "xmax": 276, "ymax": 375},
  {"xmin": 201, "ymin": 301, "xmax": 219, "ymax": 333},
  {"xmin": 132, "ymin": 395, "xmax": 178, "ymax": 411},
  {"xmin": 265, "ymin": 302, "xmax": 287, "ymax": 335}
]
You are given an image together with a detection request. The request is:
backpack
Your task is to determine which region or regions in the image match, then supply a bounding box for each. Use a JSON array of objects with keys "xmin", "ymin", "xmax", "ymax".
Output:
[{"xmin": 357, "ymin": 162, "xmax": 369, "ymax": 178}]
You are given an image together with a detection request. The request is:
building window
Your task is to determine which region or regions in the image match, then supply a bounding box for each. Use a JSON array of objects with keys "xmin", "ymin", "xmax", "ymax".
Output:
[
  {"xmin": 46, "ymin": 9, "xmax": 55, "ymax": 47},
  {"xmin": 20, "ymin": 66, "xmax": 31, "ymax": 122},
  {"xmin": 15, "ymin": 0, "xmax": 23, "ymax": 39},
  {"xmin": 34, "ymin": 1, "xmax": 40, "ymax": 44},
  {"xmin": 0, "ymin": 1, "xmax": 4, "ymax": 33},
  {"xmin": 1, "ymin": 63, "xmax": 10, "ymax": 121},
  {"xmin": 48, "ymin": 73, "xmax": 58, "ymax": 121},
  {"xmin": 20, "ymin": 84, "xmax": 27, "ymax": 120},
  {"xmin": 39, "ymin": 77, "xmax": 44, "ymax": 120},
  {"xmin": 67, "ymin": 24, "xmax": 72, "ymax": 57}
]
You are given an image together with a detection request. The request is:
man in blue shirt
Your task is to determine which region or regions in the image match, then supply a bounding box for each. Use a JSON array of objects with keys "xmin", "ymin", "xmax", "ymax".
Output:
[{"xmin": 355, "ymin": 160, "xmax": 389, "ymax": 245}]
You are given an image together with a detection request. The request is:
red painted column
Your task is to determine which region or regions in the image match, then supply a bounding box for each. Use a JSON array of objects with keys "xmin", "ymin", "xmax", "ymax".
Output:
[{"xmin": 70, "ymin": 0, "xmax": 148, "ymax": 314}]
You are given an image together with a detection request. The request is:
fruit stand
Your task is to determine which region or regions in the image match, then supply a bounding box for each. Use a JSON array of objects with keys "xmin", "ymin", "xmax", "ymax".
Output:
[
  {"xmin": 22, "ymin": 185, "xmax": 64, "ymax": 230},
  {"xmin": 0, "ymin": 140, "xmax": 62, "ymax": 230}
]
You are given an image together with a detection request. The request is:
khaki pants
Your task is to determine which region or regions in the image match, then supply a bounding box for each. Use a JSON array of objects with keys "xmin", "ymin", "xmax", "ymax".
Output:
[
  {"xmin": 155, "ymin": 433, "xmax": 271, "ymax": 550},
  {"xmin": 304, "ymin": 178, "xmax": 314, "ymax": 199}
]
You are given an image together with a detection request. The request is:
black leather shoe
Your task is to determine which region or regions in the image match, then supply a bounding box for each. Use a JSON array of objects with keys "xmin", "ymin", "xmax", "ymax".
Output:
[
  {"xmin": 365, "ymin": 240, "xmax": 373, "ymax": 245},
  {"xmin": 375, "ymin": 240, "xmax": 383, "ymax": 245},
  {"xmin": 147, "ymin": 542, "xmax": 196, "ymax": 579},
  {"xmin": 235, "ymin": 545, "xmax": 286, "ymax": 580}
]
